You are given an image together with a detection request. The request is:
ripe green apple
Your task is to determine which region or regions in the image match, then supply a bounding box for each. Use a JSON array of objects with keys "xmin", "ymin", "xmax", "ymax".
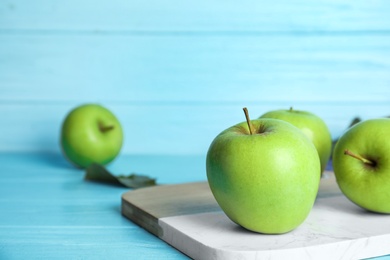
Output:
[
  {"xmin": 259, "ymin": 108, "xmax": 332, "ymax": 173},
  {"xmin": 60, "ymin": 104, "xmax": 123, "ymax": 168},
  {"xmin": 332, "ymin": 118, "xmax": 390, "ymax": 213},
  {"xmin": 206, "ymin": 108, "xmax": 321, "ymax": 234}
]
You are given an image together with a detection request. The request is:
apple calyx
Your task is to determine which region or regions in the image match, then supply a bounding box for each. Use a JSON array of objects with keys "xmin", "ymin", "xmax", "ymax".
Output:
[
  {"xmin": 243, "ymin": 107, "xmax": 255, "ymax": 135},
  {"xmin": 344, "ymin": 149, "xmax": 376, "ymax": 167},
  {"xmin": 98, "ymin": 121, "xmax": 115, "ymax": 133}
]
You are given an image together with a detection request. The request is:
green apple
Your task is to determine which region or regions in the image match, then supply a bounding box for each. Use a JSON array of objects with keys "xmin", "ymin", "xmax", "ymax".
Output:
[
  {"xmin": 259, "ymin": 108, "xmax": 332, "ymax": 173},
  {"xmin": 60, "ymin": 104, "xmax": 123, "ymax": 168},
  {"xmin": 332, "ymin": 118, "xmax": 390, "ymax": 213},
  {"xmin": 206, "ymin": 108, "xmax": 320, "ymax": 234}
]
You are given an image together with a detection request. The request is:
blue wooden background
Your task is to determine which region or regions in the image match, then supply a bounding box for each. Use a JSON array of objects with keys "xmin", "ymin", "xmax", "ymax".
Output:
[{"xmin": 1, "ymin": 0, "xmax": 389, "ymax": 155}]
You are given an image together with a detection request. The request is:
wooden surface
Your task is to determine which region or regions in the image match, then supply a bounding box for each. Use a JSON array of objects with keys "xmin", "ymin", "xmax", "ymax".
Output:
[
  {"xmin": 0, "ymin": 153, "xmax": 389, "ymax": 259},
  {"xmin": 121, "ymin": 171, "xmax": 390, "ymax": 259},
  {"xmin": 0, "ymin": 152, "xmax": 206, "ymax": 260},
  {"xmin": 1, "ymin": 0, "xmax": 389, "ymax": 155}
]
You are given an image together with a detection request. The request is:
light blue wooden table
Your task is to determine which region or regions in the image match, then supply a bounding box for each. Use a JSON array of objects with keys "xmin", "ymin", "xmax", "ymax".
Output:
[
  {"xmin": 1, "ymin": 153, "xmax": 390, "ymax": 259},
  {"xmin": 0, "ymin": 152, "xmax": 206, "ymax": 259},
  {"xmin": 1, "ymin": 0, "xmax": 390, "ymax": 258}
]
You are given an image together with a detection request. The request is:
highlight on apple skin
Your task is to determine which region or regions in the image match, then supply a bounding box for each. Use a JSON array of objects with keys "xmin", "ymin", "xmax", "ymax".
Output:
[
  {"xmin": 206, "ymin": 108, "xmax": 321, "ymax": 234},
  {"xmin": 60, "ymin": 103, "xmax": 124, "ymax": 168},
  {"xmin": 333, "ymin": 118, "xmax": 390, "ymax": 213}
]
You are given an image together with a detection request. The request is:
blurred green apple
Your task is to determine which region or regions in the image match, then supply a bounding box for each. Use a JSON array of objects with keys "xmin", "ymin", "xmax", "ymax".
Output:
[
  {"xmin": 333, "ymin": 118, "xmax": 390, "ymax": 213},
  {"xmin": 206, "ymin": 108, "xmax": 320, "ymax": 234},
  {"xmin": 259, "ymin": 108, "xmax": 332, "ymax": 173},
  {"xmin": 60, "ymin": 104, "xmax": 123, "ymax": 168}
]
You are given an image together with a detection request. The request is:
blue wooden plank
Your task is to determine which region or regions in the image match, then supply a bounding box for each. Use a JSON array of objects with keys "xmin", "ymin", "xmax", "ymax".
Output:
[
  {"xmin": 0, "ymin": 101, "xmax": 388, "ymax": 153},
  {"xmin": 1, "ymin": 0, "xmax": 390, "ymax": 31},
  {"xmin": 0, "ymin": 227, "xmax": 187, "ymax": 260},
  {"xmin": 0, "ymin": 34, "xmax": 389, "ymax": 103}
]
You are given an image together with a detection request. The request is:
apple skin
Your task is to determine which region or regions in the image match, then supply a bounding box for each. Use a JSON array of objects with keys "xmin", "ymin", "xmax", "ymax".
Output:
[
  {"xmin": 60, "ymin": 104, "xmax": 123, "ymax": 168},
  {"xmin": 259, "ymin": 109, "xmax": 332, "ymax": 174},
  {"xmin": 206, "ymin": 118, "xmax": 320, "ymax": 234},
  {"xmin": 332, "ymin": 118, "xmax": 390, "ymax": 213}
]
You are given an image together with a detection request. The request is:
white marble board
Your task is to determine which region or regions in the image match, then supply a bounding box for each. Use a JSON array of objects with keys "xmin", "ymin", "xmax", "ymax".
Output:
[{"xmin": 121, "ymin": 172, "xmax": 390, "ymax": 259}]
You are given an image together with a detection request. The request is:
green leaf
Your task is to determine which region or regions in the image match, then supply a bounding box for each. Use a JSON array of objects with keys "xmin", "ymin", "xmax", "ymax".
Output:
[
  {"xmin": 117, "ymin": 174, "xmax": 157, "ymax": 189},
  {"xmin": 85, "ymin": 163, "xmax": 157, "ymax": 189},
  {"xmin": 348, "ymin": 117, "xmax": 362, "ymax": 128}
]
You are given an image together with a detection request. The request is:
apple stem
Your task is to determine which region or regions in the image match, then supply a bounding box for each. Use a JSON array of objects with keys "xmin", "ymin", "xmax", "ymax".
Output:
[
  {"xmin": 98, "ymin": 122, "xmax": 114, "ymax": 133},
  {"xmin": 344, "ymin": 149, "xmax": 375, "ymax": 166},
  {"xmin": 243, "ymin": 107, "xmax": 255, "ymax": 135}
]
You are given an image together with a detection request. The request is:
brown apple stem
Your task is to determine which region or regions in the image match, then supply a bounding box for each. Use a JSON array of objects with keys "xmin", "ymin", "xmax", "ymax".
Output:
[
  {"xmin": 98, "ymin": 122, "xmax": 114, "ymax": 133},
  {"xmin": 344, "ymin": 149, "xmax": 374, "ymax": 166},
  {"xmin": 243, "ymin": 107, "xmax": 255, "ymax": 135}
]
